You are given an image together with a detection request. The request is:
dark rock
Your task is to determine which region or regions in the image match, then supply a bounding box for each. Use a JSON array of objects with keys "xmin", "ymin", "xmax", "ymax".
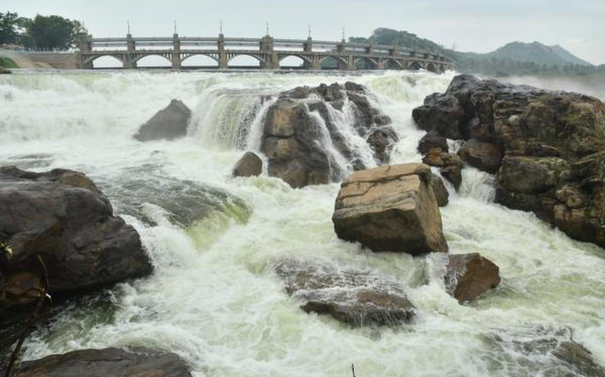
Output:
[
  {"xmin": 2, "ymin": 347, "xmax": 192, "ymax": 377},
  {"xmin": 333, "ymin": 163, "xmax": 448, "ymax": 255},
  {"xmin": 0, "ymin": 66, "xmax": 11, "ymax": 74},
  {"xmin": 273, "ymin": 259, "xmax": 415, "ymax": 326},
  {"xmin": 0, "ymin": 166, "xmax": 152, "ymax": 313},
  {"xmin": 366, "ymin": 126, "xmax": 399, "ymax": 164},
  {"xmin": 418, "ymin": 130, "xmax": 449, "ymax": 155},
  {"xmin": 134, "ymin": 99, "xmax": 192, "ymax": 141},
  {"xmin": 413, "ymin": 75, "xmax": 605, "ymax": 248},
  {"xmin": 457, "ymin": 139, "xmax": 503, "ymax": 173},
  {"xmin": 232, "ymin": 151, "xmax": 263, "ymax": 177},
  {"xmin": 261, "ymin": 82, "xmax": 393, "ymax": 187},
  {"xmin": 485, "ymin": 328, "xmax": 605, "ymax": 377},
  {"xmin": 430, "ymin": 173, "xmax": 449, "ymax": 207},
  {"xmin": 444, "ymin": 253, "xmax": 500, "ymax": 303},
  {"xmin": 422, "ymin": 149, "xmax": 463, "ymax": 190}
]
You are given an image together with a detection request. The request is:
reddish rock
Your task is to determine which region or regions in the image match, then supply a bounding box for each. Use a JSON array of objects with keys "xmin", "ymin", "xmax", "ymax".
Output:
[{"xmin": 445, "ymin": 253, "xmax": 501, "ymax": 303}]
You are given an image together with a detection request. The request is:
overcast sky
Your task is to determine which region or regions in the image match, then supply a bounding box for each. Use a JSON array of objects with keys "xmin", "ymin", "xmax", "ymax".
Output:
[{"xmin": 4, "ymin": 0, "xmax": 604, "ymax": 64}]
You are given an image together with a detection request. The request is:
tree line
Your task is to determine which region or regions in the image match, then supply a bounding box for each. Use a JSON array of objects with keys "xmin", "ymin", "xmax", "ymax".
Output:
[{"xmin": 0, "ymin": 11, "xmax": 87, "ymax": 50}]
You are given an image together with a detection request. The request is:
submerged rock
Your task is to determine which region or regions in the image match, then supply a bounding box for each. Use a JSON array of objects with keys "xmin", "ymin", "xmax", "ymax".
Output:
[
  {"xmin": 2, "ymin": 347, "xmax": 193, "ymax": 377},
  {"xmin": 413, "ymin": 75, "xmax": 605, "ymax": 248},
  {"xmin": 232, "ymin": 151, "xmax": 263, "ymax": 177},
  {"xmin": 444, "ymin": 253, "xmax": 500, "ymax": 303},
  {"xmin": 261, "ymin": 82, "xmax": 393, "ymax": 188},
  {"xmin": 0, "ymin": 167, "xmax": 152, "ymax": 313},
  {"xmin": 273, "ymin": 259, "xmax": 415, "ymax": 326},
  {"xmin": 332, "ymin": 163, "xmax": 448, "ymax": 255},
  {"xmin": 133, "ymin": 99, "xmax": 192, "ymax": 141}
]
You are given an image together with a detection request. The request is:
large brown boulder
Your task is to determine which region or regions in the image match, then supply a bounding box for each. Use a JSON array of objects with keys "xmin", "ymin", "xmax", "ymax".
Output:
[
  {"xmin": 0, "ymin": 167, "xmax": 152, "ymax": 313},
  {"xmin": 2, "ymin": 348, "xmax": 192, "ymax": 377},
  {"xmin": 232, "ymin": 151, "xmax": 263, "ymax": 177},
  {"xmin": 413, "ymin": 75, "xmax": 605, "ymax": 248},
  {"xmin": 444, "ymin": 253, "xmax": 500, "ymax": 303},
  {"xmin": 133, "ymin": 99, "xmax": 191, "ymax": 141},
  {"xmin": 260, "ymin": 82, "xmax": 393, "ymax": 188},
  {"xmin": 273, "ymin": 259, "xmax": 415, "ymax": 326},
  {"xmin": 332, "ymin": 163, "xmax": 448, "ymax": 255}
]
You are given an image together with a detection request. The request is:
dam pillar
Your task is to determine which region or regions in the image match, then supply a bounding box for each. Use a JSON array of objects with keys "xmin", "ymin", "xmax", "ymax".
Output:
[
  {"xmin": 260, "ymin": 35, "xmax": 278, "ymax": 69},
  {"xmin": 78, "ymin": 33, "xmax": 93, "ymax": 69},
  {"xmin": 172, "ymin": 33, "xmax": 181, "ymax": 69},
  {"xmin": 124, "ymin": 33, "xmax": 137, "ymax": 69},
  {"xmin": 218, "ymin": 34, "xmax": 228, "ymax": 69}
]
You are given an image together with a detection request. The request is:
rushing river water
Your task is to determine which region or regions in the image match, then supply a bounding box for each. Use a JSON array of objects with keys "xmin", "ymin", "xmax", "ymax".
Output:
[{"xmin": 1, "ymin": 70, "xmax": 605, "ymax": 377}]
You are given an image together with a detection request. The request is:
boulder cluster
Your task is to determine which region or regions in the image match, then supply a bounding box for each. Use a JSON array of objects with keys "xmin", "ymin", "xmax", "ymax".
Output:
[{"xmin": 413, "ymin": 75, "xmax": 605, "ymax": 248}]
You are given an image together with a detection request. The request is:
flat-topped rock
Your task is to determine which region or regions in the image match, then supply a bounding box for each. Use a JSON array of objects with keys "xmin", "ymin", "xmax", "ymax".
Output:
[
  {"xmin": 2, "ymin": 348, "xmax": 192, "ymax": 377},
  {"xmin": 333, "ymin": 163, "xmax": 448, "ymax": 255},
  {"xmin": 273, "ymin": 259, "xmax": 415, "ymax": 326}
]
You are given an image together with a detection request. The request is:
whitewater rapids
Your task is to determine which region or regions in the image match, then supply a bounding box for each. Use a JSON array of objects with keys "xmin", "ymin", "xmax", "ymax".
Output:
[{"xmin": 1, "ymin": 70, "xmax": 604, "ymax": 377}]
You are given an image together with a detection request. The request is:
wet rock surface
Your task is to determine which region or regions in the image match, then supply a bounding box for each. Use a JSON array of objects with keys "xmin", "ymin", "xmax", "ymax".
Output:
[
  {"xmin": 333, "ymin": 163, "xmax": 448, "ymax": 255},
  {"xmin": 232, "ymin": 151, "xmax": 263, "ymax": 177},
  {"xmin": 444, "ymin": 253, "xmax": 500, "ymax": 303},
  {"xmin": 413, "ymin": 75, "xmax": 605, "ymax": 248},
  {"xmin": 261, "ymin": 82, "xmax": 393, "ymax": 188},
  {"xmin": 0, "ymin": 167, "xmax": 152, "ymax": 313},
  {"xmin": 1, "ymin": 347, "xmax": 193, "ymax": 377},
  {"xmin": 273, "ymin": 259, "xmax": 415, "ymax": 326},
  {"xmin": 134, "ymin": 99, "xmax": 192, "ymax": 141}
]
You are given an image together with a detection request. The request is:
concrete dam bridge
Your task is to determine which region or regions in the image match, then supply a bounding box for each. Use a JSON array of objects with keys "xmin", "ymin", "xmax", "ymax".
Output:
[{"xmin": 79, "ymin": 33, "xmax": 454, "ymax": 72}]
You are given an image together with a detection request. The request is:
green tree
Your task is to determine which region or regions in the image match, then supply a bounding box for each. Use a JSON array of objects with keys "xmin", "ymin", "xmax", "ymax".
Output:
[
  {"xmin": 25, "ymin": 14, "xmax": 86, "ymax": 50},
  {"xmin": 0, "ymin": 11, "xmax": 20, "ymax": 44}
]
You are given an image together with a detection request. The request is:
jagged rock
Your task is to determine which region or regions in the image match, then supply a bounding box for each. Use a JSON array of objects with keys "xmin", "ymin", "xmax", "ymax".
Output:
[
  {"xmin": 430, "ymin": 173, "xmax": 449, "ymax": 207},
  {"xmin": 2, "ymin": 348, "xmax": 192, "ymax": 377},
  {"xmin": 366, "ymin": 126, "xmax": 399, "ymax": 164},
  {"xmin": 457, "ymin": 139, "xmax": 502, "ymax": 173},
  {"xmin": 232, "ymin": 151, "xmax": 263, "ymax": 177},
  {"xmin": 273, "ymin": 259, "xmax": 415, "ymax": 326},
  {"xmin": 332, "ymin": 163, "xmax": 448, "ymax": 255},
  {"xmin": 133, "ymin": 99, "xmax": 191, "ymax": 141},
  {"xmin": 413, "ymin": 75, "xmax": 605, "ymax": 248},
  {"xmin": 418, "ymin": 130, "xmax": 449, "ymax": 155},
  {"xmin": 262, "ymin": 82, "xmax": 392, "ymax": 187},
  {"xmin": 444, "ymin": 253, "xmax": 500, "ymax": 303},
  {"xmin": 422, "ymin": 149, "xmax": 463, "ymax": 190},
  {"xmin": 0, "ymin": 167, "xmax": 152, "ymax": 313}
]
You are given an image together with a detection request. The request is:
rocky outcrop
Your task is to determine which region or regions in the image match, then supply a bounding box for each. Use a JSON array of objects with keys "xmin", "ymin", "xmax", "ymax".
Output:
[
  {"xmin": 332, "ymin": 163, "xmax": 448, "ymax": 255},
  {"xmin": 0, "ymin": 167, "xmax": 152, "ymax": 313},
  {"xmin": 418, "ymin": 130, "xmax": 448, "ymax": 155},
  {"xmin": 2, "ymin": 348, "xmax": 192, "ymax": 377},
  {"xmin": 444, "ymin": 253, "xmax": 500, "ymax": 303},
  {"xmin": 422, "ymin": 149, "xmax": 463, "ymax": 190},
  {"xmin": 413, "ymin": 75, "xmax": 605, "ymax": 248},
  {"xmin": 273, "ymin": 259, "xmax": 415, "ymax": 326},
  {"xmin": 134, "ymin": 99, "xmax": 191, "ymax": 141},
  {"xmin": 232, "ymin": 151, "xmax": 263, "ymax": 177},
  {"xmin": 261, "ymin": 82, "xmax": 394, "ymax": 188}
]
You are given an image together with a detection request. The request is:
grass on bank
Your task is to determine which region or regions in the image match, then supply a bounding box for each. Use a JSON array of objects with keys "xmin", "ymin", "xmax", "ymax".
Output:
[{"xmin": 0, "ymin": 57, "xmax": 18, "ymax": 68}]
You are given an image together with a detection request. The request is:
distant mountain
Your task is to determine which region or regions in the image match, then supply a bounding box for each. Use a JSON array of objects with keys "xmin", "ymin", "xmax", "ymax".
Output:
[
  {"xmin": 487, "ymin": 41, "xmax": 593, "ymax": 67},
  {"xmin": 348, "ymin": 28, "xmax": 602, "ymax": 77}
]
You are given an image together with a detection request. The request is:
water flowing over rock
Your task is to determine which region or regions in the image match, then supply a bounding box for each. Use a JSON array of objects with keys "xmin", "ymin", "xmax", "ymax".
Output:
[
  {"xmin": 332, "ymin": 163, "xmax": 448, "ymax": 255},
  {"xmin": 0, "ymin": 167, "xmax": 152, "ymax": 313},
  {"xmin": 133, "ymin": 99, "xmax": 192, "ymax": 141},
  {"xmin": 413, "ymin": 75, "xmax": 605, "ymax": 248},
  {"xmin": 422, "ymin": 149, "xmax": 463, "ymax": 190},
  {"xmin": 1, "ymin": 348, "xmax": 193, "ymax": 377},
  {"xmin": 260, "ymin": 82, "xmax": 393, "ymax": 188},
  {"xmin": 232, "ymin": 151, "xmax": 263, "ymax": 177},
  {"xmin": 444, "ymin": 253, "xmax": 500, "ymax": 303},
  {"xmin": 430, "ymin": 173, "xmax": 449, "ymax": 207},
  {"xmin": 273, "ymin": 259, "xmax": 415, "ymax": 326}
]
